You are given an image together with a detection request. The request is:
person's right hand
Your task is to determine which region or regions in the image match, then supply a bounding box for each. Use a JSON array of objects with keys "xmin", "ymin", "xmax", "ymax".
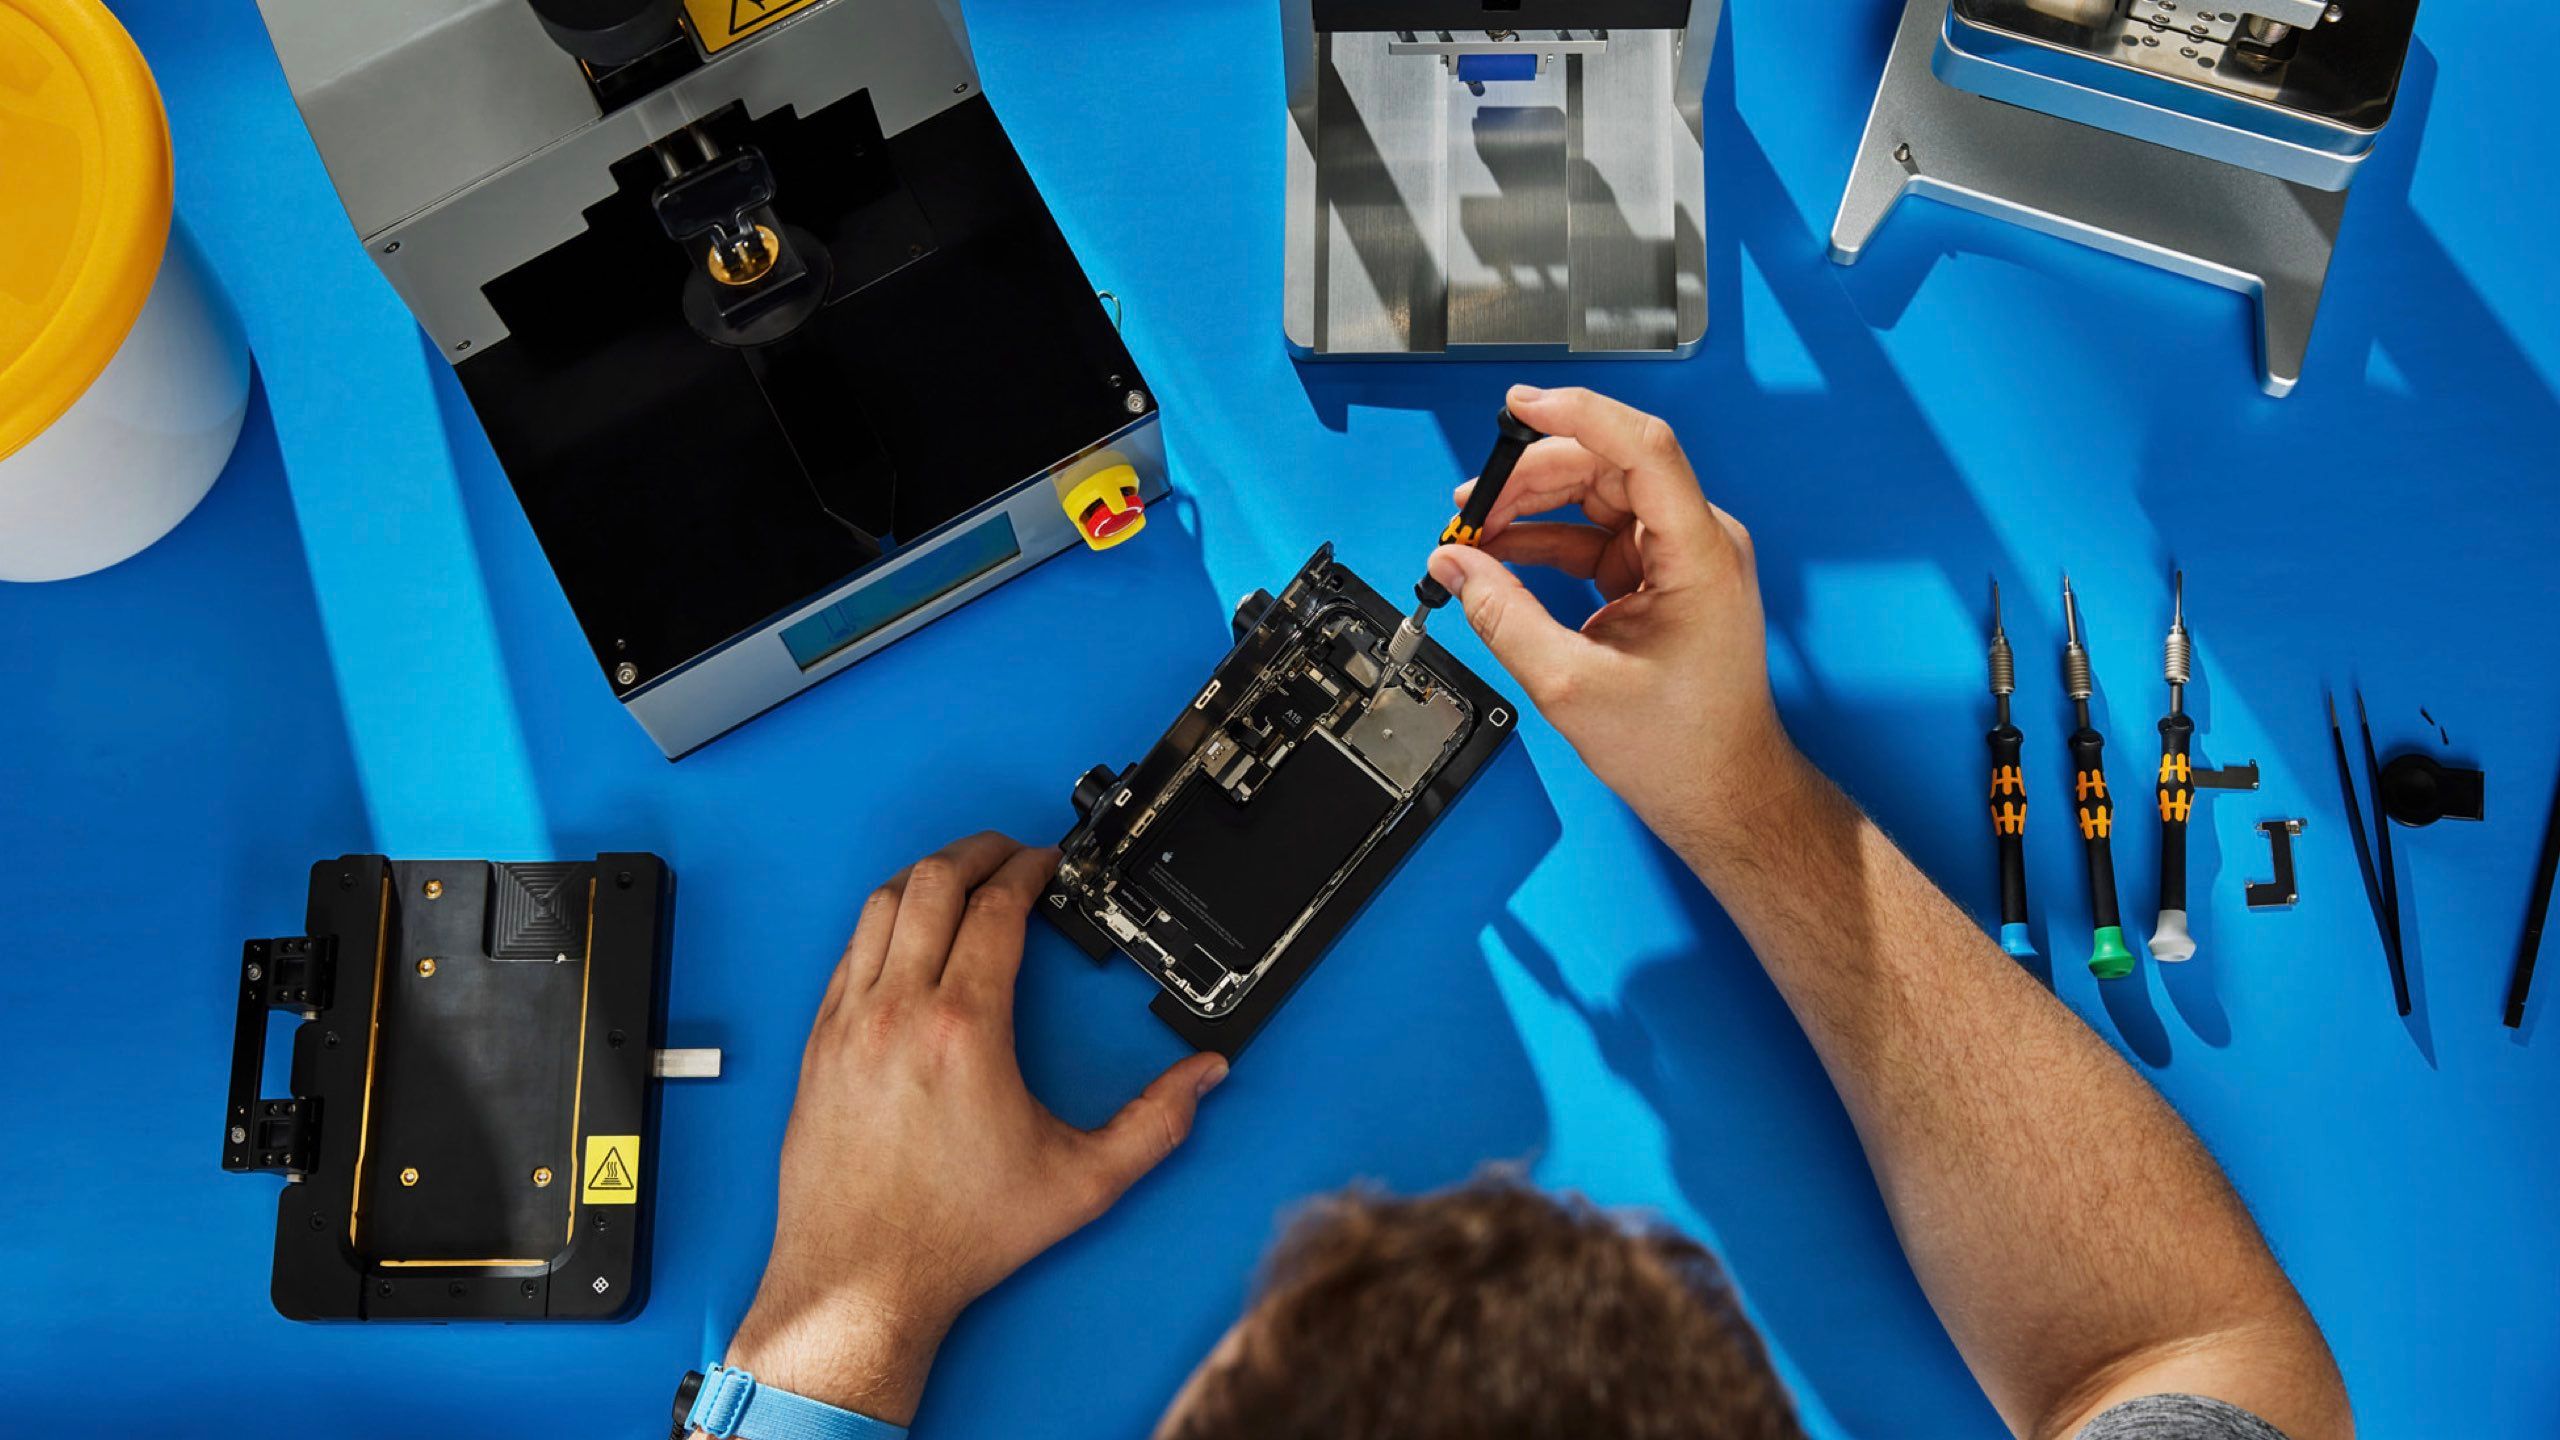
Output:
[{"xmin": 1426, "ymin": 384, "xmax": 1808, "ymax": 860}]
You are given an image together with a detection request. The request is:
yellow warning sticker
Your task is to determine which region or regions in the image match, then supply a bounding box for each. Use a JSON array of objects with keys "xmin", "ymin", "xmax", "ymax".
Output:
[
  {"xmin": 682, "ymin": 0, "xmax": 825, "ymax": 53},
  {"xmin": 583, "ymin": 1135, "xmax": 641, "ymax": 1205}
]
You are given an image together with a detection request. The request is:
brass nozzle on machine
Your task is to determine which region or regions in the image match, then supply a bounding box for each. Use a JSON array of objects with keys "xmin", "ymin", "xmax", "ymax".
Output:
[{"xmin": 705, "ymin": 224, "xmax": 781, "ymax": 286}]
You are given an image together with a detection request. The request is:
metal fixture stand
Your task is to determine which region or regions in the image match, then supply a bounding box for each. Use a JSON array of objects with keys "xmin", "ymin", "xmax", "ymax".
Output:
[
  {"xmin": 1830, "ymin": 0, "xmax": 2351, "ymax": 397},
  {"xmin": 1282, "ymin": 2, "xmax": 1722, "ymax": 360}
]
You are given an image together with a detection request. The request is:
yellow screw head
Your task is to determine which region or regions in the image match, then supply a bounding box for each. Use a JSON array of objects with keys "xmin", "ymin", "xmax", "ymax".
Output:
[
  {"xmin": 531, "ymin": 1167, "xmax": 553, "ymax": 1188},
  {"xmin": 416, "ymin": 957, "xmax": 437, "ymax": 978},
  {"xmin": 399, "ymin": 1166, "xmax": 420, "ymax": 1187},
  {"xmin": 423, "ymin": 879, "xmax": 444, "ymax": 899}
]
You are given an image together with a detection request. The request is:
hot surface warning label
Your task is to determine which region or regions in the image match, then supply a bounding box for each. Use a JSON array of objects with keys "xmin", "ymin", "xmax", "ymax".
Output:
[
  {"xmin": 583, "ymin": 1134, "xmax": 641, "ymax": 1205},
  {"xmin": 683, "ymin": 0, "xmax": 826, "ymax": 52}
]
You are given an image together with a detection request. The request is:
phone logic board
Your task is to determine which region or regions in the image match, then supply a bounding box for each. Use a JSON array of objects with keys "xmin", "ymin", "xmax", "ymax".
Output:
[{"xmin": 1042, "ymin": 545, "xmax": 1515, "ymax": 1056}]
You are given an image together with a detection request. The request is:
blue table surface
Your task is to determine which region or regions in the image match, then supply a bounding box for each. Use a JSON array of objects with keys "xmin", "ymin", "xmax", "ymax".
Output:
[{"xmin": 9, "ymin": 1, "xmax": 2556, "ymax": 1434}]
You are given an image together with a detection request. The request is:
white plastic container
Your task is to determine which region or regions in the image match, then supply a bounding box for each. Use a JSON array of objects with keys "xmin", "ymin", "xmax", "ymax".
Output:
[{"xmin": 0, "ymin": 0, "xmax": 248, "ymax": 582}]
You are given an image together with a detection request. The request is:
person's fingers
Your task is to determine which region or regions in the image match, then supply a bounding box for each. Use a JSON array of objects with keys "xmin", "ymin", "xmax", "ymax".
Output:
[
  {"xmin": 830, "ymin": 868, "xmax": 913, "ymax": 1003},
  {"xmin": 1497, "ymin": 385, "xmax": 1729, "ymax": 589},
  {"xmin": 878, "ymin": 832, "xmax": 1024, "ymax": 991},
  {"xmin": 1480, "ymin": 521, "xmax": 1608, "ymax": 578},
  {"xmin": 1079, "ymin": 1051, "xmax": 1229, "ymax": 1212},
  {"xmin": 1482, "ymin": 521, "xmax": 1649, "ymax": 602},
  {"xmin": 1426, "ymin": 545, "xmax": 1595, "ymax": 708},
  {"xmin": 815, "ymin": 938, "xmax": 859, "ymax": 1031},
  {"xmin": 1712, "ymin": 502, "xmax": 1756, "ymax": 566},
  {"xmin": 1455, "ymin": 436, "xmax": 1632, "ymax": 537},
  {"xmin": 941, "ymin": 845, "xmax": 1059, "ymax": 1013}
]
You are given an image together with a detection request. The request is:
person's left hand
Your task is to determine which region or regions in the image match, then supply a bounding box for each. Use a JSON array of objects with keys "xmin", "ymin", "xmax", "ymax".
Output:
[{"xmin": 723, "ymin": 832, "xmax": 1231, "ymax": 1426}]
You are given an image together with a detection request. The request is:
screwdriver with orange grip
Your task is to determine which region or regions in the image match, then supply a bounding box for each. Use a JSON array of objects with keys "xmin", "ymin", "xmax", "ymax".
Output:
[
  {"xmin": 2063, "ymin": 575, "xmax": 2136, "ymax": 980},
  {"xmin": 1985, "ymin": 580, "xmax": 2037, "ymax": 960},
  {"xmin": 2151, "ymin": 572, "xmax": 2200, "ymax": 963},
  {"xmin": 1375, "ymin": 407, "xmax": 1547, "ymax": 686}
]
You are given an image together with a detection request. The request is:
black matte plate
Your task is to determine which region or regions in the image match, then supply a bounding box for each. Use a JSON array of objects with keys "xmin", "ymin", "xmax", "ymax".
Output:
[{"xmin": 235, "ymin": 855, "xmax": 671, "ymax": 1321}]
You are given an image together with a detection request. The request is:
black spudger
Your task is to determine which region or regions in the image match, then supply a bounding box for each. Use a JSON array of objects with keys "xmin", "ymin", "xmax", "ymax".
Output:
[
  {"xmin": 2507, "ymin": 756, "xmax": 2560, "ymax": 1028},
  {"xmin": 2329, "ymin": 692, "xmax": 2409, "ymax": 1015}
]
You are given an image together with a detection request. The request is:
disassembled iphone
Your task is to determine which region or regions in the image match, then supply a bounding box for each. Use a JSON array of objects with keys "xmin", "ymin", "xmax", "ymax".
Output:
[
  {"xmin": 1043, "ymin": 545, "xmax": 1516, "ymax": 1056},
  {"xmin": 222, "ymin": 854, "xmax": 712, "ymax": 1320}
]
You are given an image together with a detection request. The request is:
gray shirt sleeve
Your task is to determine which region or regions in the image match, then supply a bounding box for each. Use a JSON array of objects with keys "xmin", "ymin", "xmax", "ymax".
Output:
[{"xmin": 2074, "ymin": 1393, "xmax": 2294, "ymax": 1440}]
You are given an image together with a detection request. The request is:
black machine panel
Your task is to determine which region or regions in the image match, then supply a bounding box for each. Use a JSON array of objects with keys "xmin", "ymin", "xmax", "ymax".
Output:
[
  {"xmin": 458, "ymin": 91, "xmax": 1150, "ymax": 693},
  {"xmin": 1042, "ymin": 546, "xmax": 1516, "ymax": 1057},
  {"xmin": 223, "ymin": 854, "xmax": 672, "ymax": 1321}
]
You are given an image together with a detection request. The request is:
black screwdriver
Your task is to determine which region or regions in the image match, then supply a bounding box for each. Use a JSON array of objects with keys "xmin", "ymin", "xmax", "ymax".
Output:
[
  {"xmin": 1986, "ymin": 579, "xmax": 2036, "ymax": 960},
  {"xmin": 2063, "ymin": 575, "xmax": 2135, "ymax": 980},
  {"xmin": 2150, "ymin": 572, "xmax": 2198, "ymax": 963},
  {"xmin": 1376, "ymin": 407, "xmax": 1547, "ymax": 684}
]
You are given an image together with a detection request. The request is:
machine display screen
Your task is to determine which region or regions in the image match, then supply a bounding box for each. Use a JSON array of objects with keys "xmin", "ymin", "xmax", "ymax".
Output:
[{"xmin": 780, "ymin": 513, "xmax": 1022, "ymax": 671}]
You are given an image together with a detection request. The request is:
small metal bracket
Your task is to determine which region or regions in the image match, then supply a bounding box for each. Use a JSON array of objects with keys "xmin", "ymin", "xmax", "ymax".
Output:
[
  {"xmin": 2194, "ymin": 761, "xmax": 2261, "ymax": 791},
  {"xmin": 224, "ymin": 937, "xmax": 336, "ymax": 1175},
  {"xmin": 2246, "ymin": 819, "xmax": 2305, "ymax": 909},
  {"xmin": 650, "ymin": 1048, "xmax": 723, "ymax": 1079}
]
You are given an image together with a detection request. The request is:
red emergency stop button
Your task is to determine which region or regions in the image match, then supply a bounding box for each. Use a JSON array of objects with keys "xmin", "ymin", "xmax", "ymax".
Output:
[{"xmin": 1062, "ymin": 465, "xmax": 1147, "ymax": 551}]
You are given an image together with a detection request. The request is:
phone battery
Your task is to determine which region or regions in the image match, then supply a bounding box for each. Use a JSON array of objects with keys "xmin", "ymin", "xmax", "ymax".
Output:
[{"xmin": 1136, "ymin": 734, "xmax": 1394, "ymax": 973}]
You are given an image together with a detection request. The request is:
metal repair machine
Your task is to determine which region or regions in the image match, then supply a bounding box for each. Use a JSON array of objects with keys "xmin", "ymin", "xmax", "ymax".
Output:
[
  {"xmin": 1831, "ymin": 0, "xmax": 2418, "ymax": 397},
  {"xmin": 255, "ymin": 0, "xmax": 1164, "ymax": 756},
  {"xmin": 1282, "ymin": 1, "xmax": 1724, "ymax": 360}
]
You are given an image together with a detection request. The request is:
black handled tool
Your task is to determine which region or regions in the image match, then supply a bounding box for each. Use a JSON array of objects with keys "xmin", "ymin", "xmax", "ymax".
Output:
[
  {"xmin": 1376, "ymin": 407, "xmax": 1546, "ymax": 685},
  {"xmin": 2328, "ymin": 692, "xmax": 2410, "ymax": 1016},
  {"xmin": 2380, "ymin": 753, "xmax": 2487, "ymax": 827},
  {"xmin": 2063, "ymin": 576, "xmax": 2135, "ymax": 980},
  {"xmin": 2145, "ymin": 571, "xmax": 2259, "ymax": 958},
  {"xmin": 1986, "ymin": 580, "xmax": 2035, "ymax": 959},
  {"xmin": 2152, "ymin": 572, "xmax": 2199, "ymax": 962},
  {"xmin": 2354, "ymin": 691, "xmax": 2404, "ymax": 972}
]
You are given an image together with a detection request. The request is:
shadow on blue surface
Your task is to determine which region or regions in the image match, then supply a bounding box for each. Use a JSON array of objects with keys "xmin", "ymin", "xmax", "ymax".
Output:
[{"xmin": 4, "ymin": 374, "xmax": 373, "ymax": 1387}]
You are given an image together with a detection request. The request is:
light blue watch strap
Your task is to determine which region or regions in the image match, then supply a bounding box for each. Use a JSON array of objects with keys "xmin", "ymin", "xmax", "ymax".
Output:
[{"xmin": 685, "ymin": 1366, "xmax": 908, "ymax": 1440}]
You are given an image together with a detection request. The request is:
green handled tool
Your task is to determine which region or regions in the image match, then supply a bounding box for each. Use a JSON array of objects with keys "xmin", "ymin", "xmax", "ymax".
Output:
[{"xmin": 2062, "ymin": 575, "xmax": 2135, "ymax": 980}]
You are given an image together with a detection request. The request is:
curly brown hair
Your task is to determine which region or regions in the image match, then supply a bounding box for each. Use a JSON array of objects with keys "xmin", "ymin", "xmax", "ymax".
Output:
[{"xmin": 1158, "ymin": 1173, "xmax": 1804, "ymax": 1440}]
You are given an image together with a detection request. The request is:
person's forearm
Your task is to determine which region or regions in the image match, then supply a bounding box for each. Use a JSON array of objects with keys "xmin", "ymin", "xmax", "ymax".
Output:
[
  {"xmin": 719, "ymin": 1275, "xmax": 947, "ymax": 1429},
  {"xmin": 1662, "ymin": 751, "xmax": 2347, "ymax": 1440}
]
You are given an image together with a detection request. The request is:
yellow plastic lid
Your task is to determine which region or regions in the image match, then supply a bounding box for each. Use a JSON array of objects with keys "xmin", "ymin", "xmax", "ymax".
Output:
[{"xmin": 0, "ymin": 0, "xmax": 172, "ymax": 461}]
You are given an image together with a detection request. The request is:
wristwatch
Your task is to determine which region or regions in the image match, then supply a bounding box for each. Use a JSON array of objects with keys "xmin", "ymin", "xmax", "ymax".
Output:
[{"xmin": 669, "ymin": 1365, "xmax": 907, "ymax": 1440}]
